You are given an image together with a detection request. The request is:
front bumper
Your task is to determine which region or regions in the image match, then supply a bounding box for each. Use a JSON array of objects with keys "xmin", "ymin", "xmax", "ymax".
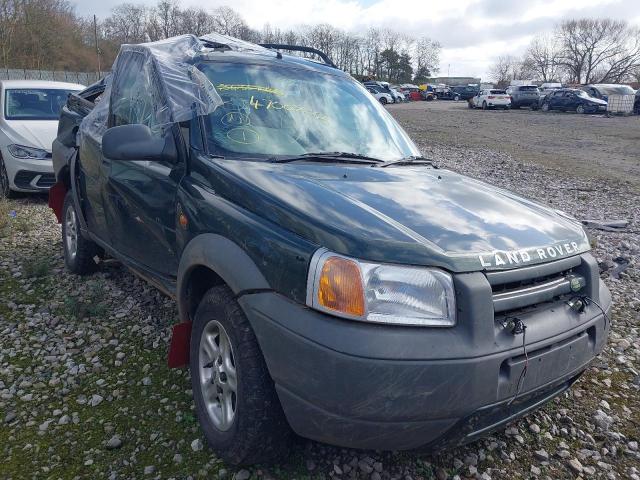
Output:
[
  {"xmin": 239, "ymin": 260, "xmax": 611, "ymax": 451},
  {"xmin": 1, "ymin": 147, "xmax": 54, "ymax": 191}
]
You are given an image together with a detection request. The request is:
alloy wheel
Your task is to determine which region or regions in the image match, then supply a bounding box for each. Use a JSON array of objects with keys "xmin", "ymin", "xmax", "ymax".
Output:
[
  {"xmin": 199, "ymin": 320, "xmax": 237, "ymax": 431},
  {"xmin": 64, "ymin": 205, "xmax": 78, "ymax": 260}
]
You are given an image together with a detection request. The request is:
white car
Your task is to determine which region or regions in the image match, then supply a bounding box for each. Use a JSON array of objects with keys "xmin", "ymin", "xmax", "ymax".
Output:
[
  {"xmin": 366, "ymin": 87, "xmax": 393, "ymax": 105},
  {"xmin": 390, "ymin": 88, "xmax": 404, "ymax": 103},
  {"xmin": 0, "ymin": 80, "xmax": 84, "ymax": 197},
  {"xmin": 469, "ymin": 89, "xmax": 511, "ymax": 110}
]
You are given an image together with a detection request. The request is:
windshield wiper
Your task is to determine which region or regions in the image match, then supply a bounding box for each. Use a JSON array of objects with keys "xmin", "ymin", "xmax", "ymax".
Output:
[
  {"xmin": 376, "ymin": 156, "xmax": 437, "ymax": 168},
  {"xmin": 270, "ymin": 152, "xmax": 384, "ymax": 164}
]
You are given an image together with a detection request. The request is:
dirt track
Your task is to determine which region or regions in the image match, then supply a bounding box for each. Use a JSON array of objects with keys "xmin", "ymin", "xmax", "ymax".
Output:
[{"xmin": 389, "ymin": 100, "xmax": 640, "ymax": 190}]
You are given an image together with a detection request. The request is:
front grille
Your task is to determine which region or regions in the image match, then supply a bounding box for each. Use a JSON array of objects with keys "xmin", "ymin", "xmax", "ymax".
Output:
[{"xmin": 486, "ymin": 255, "xmax": 583, "ymax": 316}]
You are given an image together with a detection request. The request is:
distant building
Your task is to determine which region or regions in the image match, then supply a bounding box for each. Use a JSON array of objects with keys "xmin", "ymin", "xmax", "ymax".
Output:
[{"xmin": 427, "ymin": 76, "xmax": 481, "ymax": 86}]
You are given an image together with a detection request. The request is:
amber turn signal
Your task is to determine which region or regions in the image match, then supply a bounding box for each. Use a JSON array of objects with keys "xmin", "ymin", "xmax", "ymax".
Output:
[{"xmin": 317, "ymin": 256, "xmax": 365, "ymax": 317}]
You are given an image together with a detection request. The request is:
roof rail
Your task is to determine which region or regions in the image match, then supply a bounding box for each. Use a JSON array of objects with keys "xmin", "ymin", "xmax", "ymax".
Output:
[{"xmin": 259, "ymin": 44, "xmax": 337, "ymax": 68}]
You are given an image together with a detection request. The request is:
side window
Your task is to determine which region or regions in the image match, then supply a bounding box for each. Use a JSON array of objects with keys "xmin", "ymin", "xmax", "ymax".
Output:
[{"xmin": 110, "ymin": 53, "xmax": 165, "ymax": 133}]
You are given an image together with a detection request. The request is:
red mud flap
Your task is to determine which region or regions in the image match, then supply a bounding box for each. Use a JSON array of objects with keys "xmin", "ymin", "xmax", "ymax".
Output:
[
  {"xmin": 168, "ymin": 321, "xmax": 192, "ymax": 368},
  {"xmin": 48, "ymin": 181, "xmax": 67, "ymax": 223}
]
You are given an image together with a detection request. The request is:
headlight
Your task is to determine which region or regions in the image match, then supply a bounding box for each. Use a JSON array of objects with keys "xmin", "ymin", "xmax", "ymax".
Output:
[
  {"xmin": 7, "ymin": 144, "xmax": 50, "ymax": 159},
  {"xmin": 306, "ymin": 250, "xmax": 456, "ymax": 327}
]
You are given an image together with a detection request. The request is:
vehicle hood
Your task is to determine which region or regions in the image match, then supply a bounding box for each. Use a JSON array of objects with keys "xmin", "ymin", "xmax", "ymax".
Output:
[
  {"xmin": 214, "ymin": 161, "xmax": 590, "ymax": 272},
  {"xmin": 1, "ymin": 119, "xmax": 58, "ymax": 151},
  {"xmin": 584, "ymin": 97, "xmax": 607, "ymax": 105}
]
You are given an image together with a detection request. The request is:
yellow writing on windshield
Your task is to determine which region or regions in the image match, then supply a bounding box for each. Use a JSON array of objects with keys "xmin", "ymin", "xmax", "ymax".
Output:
[
  {"xmin": 216, "ymin": 84, "xmax": 283, "ymax": 96},
  {"xmin": 249, "ymin": 95, "xmax": 329, "ymax": 122}
]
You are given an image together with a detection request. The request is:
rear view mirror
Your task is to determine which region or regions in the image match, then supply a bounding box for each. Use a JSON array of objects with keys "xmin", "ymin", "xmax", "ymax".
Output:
[{"xmin": 102, "ymin": 124, "xmax": 177, "ymax": 162}]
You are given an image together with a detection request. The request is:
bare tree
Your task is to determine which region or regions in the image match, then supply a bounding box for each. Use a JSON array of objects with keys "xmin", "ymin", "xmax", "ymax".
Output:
[
  {"xmin": 0, "ymin": 0, "xmax": 19, "ymax": 68},
  {"xmin": 178, "ymin": 7, "xmax": 215, "ymax": 37},
  {"xmin": 211, "ymin": 6, "xmax": 249, "ymax": 38},
  {"xmin": 557, "ymin": 19, "xmax": 640, "ymax": 84},
  {"xmin": 103, "ymin": 3, "xmax": 149, "ymax": 44},
  {"xmin": 489, "ymin": 55, "xmax": 525, "ymax": 85},
  {"xmin": 523, "ymin": 34, "xmax": 562, "ymax": 82},
  {"xmin": 414, "ymin": 36, "xmax": 441, "ymax": 78}
]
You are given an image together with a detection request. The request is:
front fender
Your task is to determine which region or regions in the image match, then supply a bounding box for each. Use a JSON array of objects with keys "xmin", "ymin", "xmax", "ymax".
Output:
[{"xmin": 176, "ymin": 233, "xmax": 270, "ymax": 322}]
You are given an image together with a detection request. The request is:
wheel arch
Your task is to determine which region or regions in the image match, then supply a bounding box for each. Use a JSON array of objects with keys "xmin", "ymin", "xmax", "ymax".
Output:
[
  {"xmin": 169, "ymin": 233, "xmax": 271, "ymax": 369},
  {"xmin": 177, "ymin": 233, "xmax": 271, "ymax": 324}
]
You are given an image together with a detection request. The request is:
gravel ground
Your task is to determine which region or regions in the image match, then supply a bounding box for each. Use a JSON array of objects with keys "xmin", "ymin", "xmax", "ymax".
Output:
[
  {"xmin": 1, "ymin": 102, "xmax": 639, "ymax": 479},
  {"xmin": 389, "ymin": 101, "xmax": 640, "ymax": 189}
]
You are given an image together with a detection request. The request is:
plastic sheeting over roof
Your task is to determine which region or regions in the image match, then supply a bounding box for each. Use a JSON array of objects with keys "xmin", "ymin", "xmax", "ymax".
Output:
[
  {"xmin": 80, "ymin": 34, "xmax": 224, "ymax": 144},
  {"xmin": 200, "ymin": 32, "xmax": 275, "ymax": 56}
]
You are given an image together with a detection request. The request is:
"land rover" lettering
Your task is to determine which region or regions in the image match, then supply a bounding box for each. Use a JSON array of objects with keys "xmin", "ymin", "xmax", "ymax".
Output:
[{"xmin": 478, "ymin": 241, "xmax": 580, "ymax": 268}]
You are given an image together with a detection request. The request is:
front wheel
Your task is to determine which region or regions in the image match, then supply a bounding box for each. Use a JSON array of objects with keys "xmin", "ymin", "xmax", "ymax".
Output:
[
  {"xmin": 454, "ymin": 95, "xmax": 460, "ymax": 102},
  {"xmin": 379, "ymin": 97, "xmax": 388, "ymax": 105},
  {"xmin": 191, "ymin": 286, "xmax": 292, "ymax": 465},
  {"xmin": 0, "ymin": 153, "xmax": 15, "ymax": 199},
  {"xmin": 62, "ymin": 191, "xmax": 101, "ymax": 274},
  {"xmin": 576, "ymin": 104, "xmax": 585, "ymax": 114}
]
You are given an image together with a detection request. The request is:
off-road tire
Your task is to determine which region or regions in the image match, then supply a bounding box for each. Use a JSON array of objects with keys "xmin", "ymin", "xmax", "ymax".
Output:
[
  {"xmin": 0, "ymin": 153, "xmax": 15, "ymax": 199},
  {"xmin": 190, "ymin": 285, "xmax": 292, "ymax": 465},
  {"xmin": 62, "ymin": 191, "xmax": 101, "ymax": 274}
]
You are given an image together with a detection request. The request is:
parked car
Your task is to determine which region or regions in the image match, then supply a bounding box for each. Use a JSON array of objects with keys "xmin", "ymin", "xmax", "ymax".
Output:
[
  {"xmin": 367, "ymin": 87, "xmax": 393, "ymax": 104},
  {"xmin": 635, "ymin": 89, "xmax": 640, "ymax": 114},
  {"xmin": 438, "ymin": 85, "xmax": 480, "ymax": 102},
  {"xmin": 0, "ymin": 80, "xmax": 84, "ymax": 197},
  {"xmin": 402, "ymin": 87, "xmax": 422, "ymax": 101},
  {"xmin": 469, "ymin": 89, "xmax": 511, "ymax": 109},
  {"xmin": 400, "ymin": 84, "xmax": 422, "ymax": 101},
  {"xmin": 365, "ymin": 81, "xmax": 401, "ymax": 102},
  {"xmin": 582, "ymin": 84, "xmax": 635, "ymax": 102},
  {"xmin": 390, "ymin": 88, "xmax": 404, "ymax": 102},
  {"xmin": 50, "ymin": 33, "xmax": 611, "ymax": 466},
  {"xmin": 390, "ymin": 85, "xmax": 407, "ymax": 101},
  {"xmin": 505, "ymin": 85, "xmax": 540, "ymax": 109},
  {"xmin": 540, "ymin": 89, "xmax": 607, "ymax": 114},
  {"xmin": 420, "ymin": 88, "xmax": 436, "ymax": 101}
]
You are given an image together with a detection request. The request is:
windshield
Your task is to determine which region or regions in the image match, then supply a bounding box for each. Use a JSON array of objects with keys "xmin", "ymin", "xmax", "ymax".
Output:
[
  {"xmin": 4, "ymin": 88, "xmax": 77, "ymax": 120},
  {"xmin": 577, "ymin": 90, "xmax": 591, "ymax": 98},
  {"xmin": 197, "ymin": 62, "xmax": 420, "ymax": 161}
]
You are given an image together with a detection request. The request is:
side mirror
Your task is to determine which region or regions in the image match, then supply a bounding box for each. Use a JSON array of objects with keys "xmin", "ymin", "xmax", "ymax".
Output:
[{"xmin": 102, "ymin": 124, "xmax": 177, "ymax": 162}]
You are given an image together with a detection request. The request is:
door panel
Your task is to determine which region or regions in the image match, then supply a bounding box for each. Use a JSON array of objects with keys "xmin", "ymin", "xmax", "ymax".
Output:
[
  {"xmin": 107, "ymin": 156, "xmax": 182, "ymax": 276},
  {"xmin": 79, "ymin": 130, "xmax": 111, "ymax": 242},
  {"xmin": 102, "ymin": 50, "xmax": 183, "ymax": 277}
]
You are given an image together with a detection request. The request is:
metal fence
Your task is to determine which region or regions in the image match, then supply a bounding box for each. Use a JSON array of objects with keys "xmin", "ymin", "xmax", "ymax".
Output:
[{"xmin": 0, "ymin": 68, "xmax": 103, "ymax": 86}]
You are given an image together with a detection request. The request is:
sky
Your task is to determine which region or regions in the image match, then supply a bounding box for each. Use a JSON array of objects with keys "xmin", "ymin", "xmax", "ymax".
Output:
[{"xmin": 74, "ymin": 0, "xmax": 640, "ymax": 80}]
